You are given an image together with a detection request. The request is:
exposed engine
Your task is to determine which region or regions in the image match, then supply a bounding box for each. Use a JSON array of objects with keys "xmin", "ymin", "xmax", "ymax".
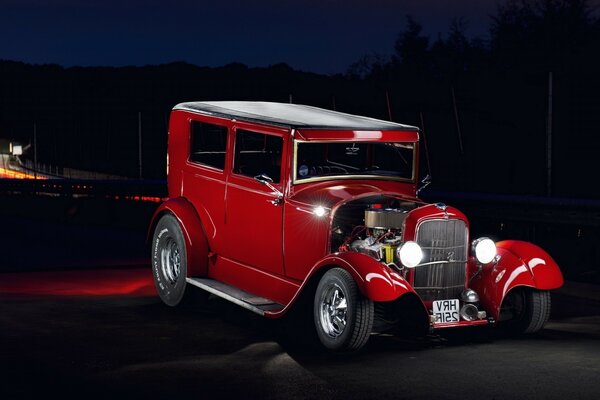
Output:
[
  {"xmin": 335, "ymin": 201, "xmax": 414, "ymax": 267},
  {"xmin": 332, "ymin": 198, "xmax": 492, "ymax": 328}
]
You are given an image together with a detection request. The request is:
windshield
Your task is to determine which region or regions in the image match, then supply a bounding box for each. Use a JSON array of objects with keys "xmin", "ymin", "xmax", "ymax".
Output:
[{"xmin": 294, "ymin": 141, "xmax": 415, "ymax": 183}]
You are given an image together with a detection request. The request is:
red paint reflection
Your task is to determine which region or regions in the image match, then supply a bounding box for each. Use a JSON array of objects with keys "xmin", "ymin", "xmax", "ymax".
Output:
[{"xmin": 0, "ymin": 268, "xmax": 156, "ymax": 297}]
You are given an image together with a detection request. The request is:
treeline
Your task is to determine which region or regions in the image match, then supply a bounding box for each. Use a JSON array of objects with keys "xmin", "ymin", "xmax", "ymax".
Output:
[
  {"xmin": 347, "ymin": 0, "xmax": 600, "ymax": 199},
  {"xmin": 1, "ymin": 0, "xmax": 599, "ymax": 198},
  {"xmin": 0, "ymin": 61, "xmax": 361, "ymax": 180}
]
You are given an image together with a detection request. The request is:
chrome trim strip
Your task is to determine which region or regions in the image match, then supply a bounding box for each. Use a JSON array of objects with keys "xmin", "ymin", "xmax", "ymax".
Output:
[
  {"xmin": 415, "ymin": 259, "xmax": 468, "ymax": 267},
  {"xmin": 186, "ymin": 277, "xmax": 266, "ymax": 316}
]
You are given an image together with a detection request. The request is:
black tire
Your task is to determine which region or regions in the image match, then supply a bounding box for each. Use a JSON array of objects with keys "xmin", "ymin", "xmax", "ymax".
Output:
[
  {"xmin": 314, "ymin": 268, "xmax": 374, "ymax": 351},
  {"xmin": 503, "ymin": 288, "xmax": 551, "ymax": 334},
  {"xmin": 152, "ymin": 214, "xmax": 189, "ymax": 306}
]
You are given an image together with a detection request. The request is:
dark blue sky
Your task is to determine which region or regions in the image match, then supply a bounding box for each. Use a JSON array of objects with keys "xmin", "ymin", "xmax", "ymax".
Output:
[{"xmin": 2, "ymin": 0, "xmax": 501, "ymax": 73}]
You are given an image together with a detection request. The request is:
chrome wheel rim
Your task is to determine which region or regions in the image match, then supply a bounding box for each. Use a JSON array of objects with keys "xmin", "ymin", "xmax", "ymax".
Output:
[
  {"xmin": 319, "ymin": 283, "xmax": 348, "ymax": 338},
  {"xmin": 160, "ymin": 237, "xmax": 181, "ymax": 284}
]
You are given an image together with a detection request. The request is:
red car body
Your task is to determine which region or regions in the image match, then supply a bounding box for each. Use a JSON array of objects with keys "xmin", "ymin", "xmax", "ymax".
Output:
[{"xmin": 150, "ymin": 101, "xmax": 563, "ymax": 351}]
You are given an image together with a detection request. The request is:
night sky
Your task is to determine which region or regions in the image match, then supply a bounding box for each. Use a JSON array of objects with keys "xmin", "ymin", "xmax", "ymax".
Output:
[{"xmin": 1, "ymin": 0, "xmax": 502, "ymax": 74}]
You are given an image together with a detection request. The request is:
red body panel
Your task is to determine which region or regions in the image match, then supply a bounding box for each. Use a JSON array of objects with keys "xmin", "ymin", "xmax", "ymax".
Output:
[
  {"xmin": 284, "ymin": 180, "xmax": 420, "ymax": 281},
  {"xmin": 289, "ymin": 179, "xmax": 419, "ymax": 205},
  {"xmin": 182, "ymin": 170, "xmax": 227, "ymax": 255},
  {"xmin": 168, "ymin": 111, "xmax": 232, "ymax": 255},
  {"xmin": 208, "ymin": 255, "xmax": 300, "ymax": 306},
  {"xmin": 295, "ymin": 129, "xmax": 418, "ymax": 142},
  {"xmin": 283, "ymin": 198, "xmax": 331, "ymax": 280},
  {"xmin": 223, "ymin": 121, "xmax": 289, "ymax": 275},
  {"xmin": 470, "ymin": 240, "xmax": 564, "ymax": 320}
]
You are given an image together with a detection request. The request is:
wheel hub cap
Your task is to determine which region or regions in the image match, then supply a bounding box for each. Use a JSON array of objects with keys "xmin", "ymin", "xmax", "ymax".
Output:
[
  {"xmin": 319, "ymin": 284, "xmax": 348, "ymax": 338},
  {"xmin": 160, "ymin": 238, "xmax": 180, "ymax": 284}
]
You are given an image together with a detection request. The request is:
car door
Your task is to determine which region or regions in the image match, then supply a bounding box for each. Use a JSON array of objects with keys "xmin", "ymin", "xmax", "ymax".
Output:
[
  {"xmin": 181, "ymin": 117, "xmax": 230, "ymax": 256},
  {"xmin": 224, "ymin": 125, "xmax": 286, "ymax": 275}
]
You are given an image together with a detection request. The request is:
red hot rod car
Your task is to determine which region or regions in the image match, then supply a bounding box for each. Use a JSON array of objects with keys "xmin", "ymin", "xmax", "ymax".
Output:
[{"xmin": 149, "ymin": 101, "xmax": 563, "ymax": 351}]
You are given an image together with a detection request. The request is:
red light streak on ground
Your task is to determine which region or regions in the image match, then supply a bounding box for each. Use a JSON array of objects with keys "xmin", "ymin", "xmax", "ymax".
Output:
[
  {"xmin": 0, "ymin": 268, "xmax": 156, "ymax": 297},
  {"xmin": 0, "ymin": 167, "xmax": 48, "ymax": 180}
]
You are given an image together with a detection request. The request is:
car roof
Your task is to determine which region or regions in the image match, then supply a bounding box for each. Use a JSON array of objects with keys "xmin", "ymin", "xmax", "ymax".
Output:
[{"xmin": 173, "ymin": 101, "xmax": 419, "ymax": 131}]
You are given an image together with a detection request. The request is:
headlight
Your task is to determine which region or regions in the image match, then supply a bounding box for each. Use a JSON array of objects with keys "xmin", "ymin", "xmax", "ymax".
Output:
[
  {"xmin": 313, "ymin": 206, "xmax": 326, "ymax": 217},
  {"xmin": 472, "ymin": 237, "xmax": 496, "ymax": 264},
  {"xmin": 397, "ymin": 241, "xmax": 423, "ymax": 268}
]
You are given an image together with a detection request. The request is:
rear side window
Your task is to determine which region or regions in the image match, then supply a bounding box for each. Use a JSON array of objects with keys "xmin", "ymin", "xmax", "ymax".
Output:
[
  {"xmin": 190, "ymin": 121, "xmax": 228, "ymax": 169},
  {"xmin": 233, "ymin": 129, "xmax": 283, "ymax": 183}
]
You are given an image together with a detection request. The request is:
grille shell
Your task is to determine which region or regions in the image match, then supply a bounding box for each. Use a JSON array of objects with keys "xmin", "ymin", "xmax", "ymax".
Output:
[{"xmin": 413, "ymin": 219, "xmax": 468, "ymax": 301}]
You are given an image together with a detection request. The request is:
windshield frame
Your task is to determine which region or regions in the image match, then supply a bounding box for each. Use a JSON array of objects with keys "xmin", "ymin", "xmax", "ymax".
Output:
[{"xmin": 292, "ymin": 139, "xmax": 417, "ymax": 185}]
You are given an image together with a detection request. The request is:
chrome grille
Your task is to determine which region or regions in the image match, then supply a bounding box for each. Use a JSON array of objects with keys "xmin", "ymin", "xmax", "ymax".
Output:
[{"xmin": 413, "ymin": 219, "xmax": 468, "ymax": 301}]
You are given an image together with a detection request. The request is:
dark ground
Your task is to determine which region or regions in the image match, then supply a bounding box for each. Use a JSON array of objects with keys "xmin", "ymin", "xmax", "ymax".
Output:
[
  {"xmin": 0, "ymin": 276, "xmax": 599, "ymax": 400},
  {"xmin": 0, "ymin": 195, "xmax": 599, "ymax": 399}
]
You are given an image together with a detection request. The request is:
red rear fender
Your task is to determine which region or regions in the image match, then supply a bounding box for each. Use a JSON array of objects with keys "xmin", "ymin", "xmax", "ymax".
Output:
[{"xmin": 148, "ymin": 197, "xmax": 209, "ymax": 277}]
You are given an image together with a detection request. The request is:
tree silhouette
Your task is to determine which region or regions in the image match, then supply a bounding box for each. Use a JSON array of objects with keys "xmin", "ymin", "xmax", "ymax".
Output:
[
  {"xmin": 393, "ymin": 16, "xmax": 431, "ymax": 75},
  {"xmin": 490, "ymin": 0, "xmax": 594, "ymax": 71}
]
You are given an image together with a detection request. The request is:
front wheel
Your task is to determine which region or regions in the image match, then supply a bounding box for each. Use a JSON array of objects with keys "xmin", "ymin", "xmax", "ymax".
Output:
[
  {"xmin": 502, "ymin": 288, "xmax": 551, "ymax": 334},
  {"xmin": 314, "ymin": 268, "xmax": 374, "ymax": 351},
  {"xmin": 152, "ymin": 214, "xmax": 188, "ymax": 306}
]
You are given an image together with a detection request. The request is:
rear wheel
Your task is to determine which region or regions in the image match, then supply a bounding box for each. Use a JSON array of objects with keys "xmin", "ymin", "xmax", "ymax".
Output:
[
  {"xmin": 502, "ymin": 288, "xmax": 551, "ymax": 334},
  {"xmin": 152, "ymin": 214, "xmax": 189, "ymax": 306},
  {"xmin": 314, "ymin": 268, "xmax": 374, "ymax": 351}
]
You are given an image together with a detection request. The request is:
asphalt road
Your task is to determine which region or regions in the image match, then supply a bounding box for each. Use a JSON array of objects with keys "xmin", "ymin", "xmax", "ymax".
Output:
[{"xmin": 1, "ymin": 268, "xmax": 599, "ymax": 400}]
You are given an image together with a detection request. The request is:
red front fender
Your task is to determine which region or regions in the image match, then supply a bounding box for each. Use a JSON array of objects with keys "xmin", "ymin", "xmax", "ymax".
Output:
[
  {"xmin": 310, "ymin": 252, "xmax": 416, "ymax": 302},
  {"xmin": 265, "ymin": 252, "xmax": 418, "ymax": 319},
  {"xmin": 148, "ymin": 197, "xmax": 209, "ymax": 277},
  {"xmin": 471, "ymin": 240, "xmax": 564, "ymax": 320}
]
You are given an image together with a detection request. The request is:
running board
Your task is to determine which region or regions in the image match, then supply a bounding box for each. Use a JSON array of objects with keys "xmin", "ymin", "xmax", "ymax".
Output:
[{"xmin": 186, "ymin": 277, "xmax": 284, "ymax": 316}]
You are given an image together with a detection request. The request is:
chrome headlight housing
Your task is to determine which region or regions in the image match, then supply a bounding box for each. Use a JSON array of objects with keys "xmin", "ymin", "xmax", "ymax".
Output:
[
  {"xmin": 397, "ymin": 241, "xmax": 423, "ymax": 268},
  {"xmin": 460, "ymin": 288, "xmax": 480, "ymax": 303},
  {"xmin": 472, "ymin": 237, "xmax": 496, "ymax": 264}
]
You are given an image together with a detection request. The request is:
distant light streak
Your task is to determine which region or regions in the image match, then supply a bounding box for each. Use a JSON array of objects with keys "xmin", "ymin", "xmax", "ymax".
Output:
[
  {"xmin": 118, "ymin": 195, "xmax": 165, "ymax": 203},
  {"xmin": 0, "ymin": 169, "xmax": 165, "ymax": 202},
  {"xmin": 0, "ymin": 167, "xmax": 48, "ymax": 180}
]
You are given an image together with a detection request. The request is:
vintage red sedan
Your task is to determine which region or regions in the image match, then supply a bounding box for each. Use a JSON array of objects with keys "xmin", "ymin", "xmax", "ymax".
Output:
[{"xmin": 149, "ymin": 101, "xmax": 563, "ymax": 351}]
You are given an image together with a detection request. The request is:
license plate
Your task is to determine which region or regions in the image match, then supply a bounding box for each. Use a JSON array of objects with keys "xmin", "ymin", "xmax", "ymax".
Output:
[{"xmin": 433, "ymin": 299, "xmax": 460, "ymax": 323}]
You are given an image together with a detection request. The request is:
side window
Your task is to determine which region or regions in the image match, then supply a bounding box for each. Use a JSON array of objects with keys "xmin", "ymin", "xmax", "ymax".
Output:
[
  {"xmin": 233, "ymin": 129, "xmax": 283, "ymax": 183},
  {"xmin": 189, "ymin": 121, "xmax": 228, "ymax": 169}
]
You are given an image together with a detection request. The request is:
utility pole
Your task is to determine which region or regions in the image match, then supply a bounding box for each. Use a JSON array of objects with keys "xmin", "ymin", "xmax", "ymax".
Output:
[
  {"xmin": 385, "ymin": 91, "xmax": 393, "ymax": 121},
  {"xmin": 33, "ymin": 123, "xmax": 38, "ymax": 181},
  {"xmin": 451, "ymin": 87, "xmax": 464, "ymax": 155},
  {"xmin": 419, "ymin": 112, "xmax": 432, "ymax": 178},
  {"xmin": 138, "ymin": 112, "xmax": 143, "ymax": 180},
  {"xmin": 546, "ymin": 72, "xmax": 553, "ymax": 197}
]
